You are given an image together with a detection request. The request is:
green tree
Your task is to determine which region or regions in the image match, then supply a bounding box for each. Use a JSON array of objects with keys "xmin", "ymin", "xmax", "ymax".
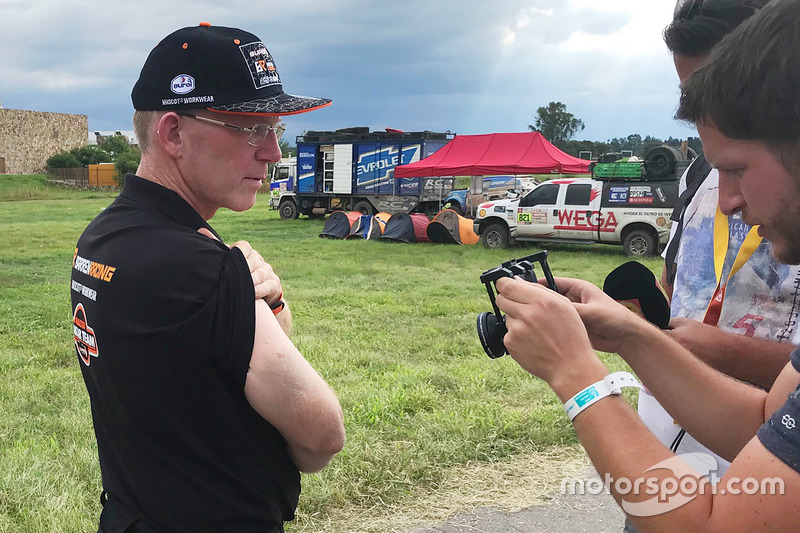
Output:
[
  {"xmin": 70, "ymin": 145, "xmax": 113, "ymax": 166},
  {"xmin": 279, "ymin": 138, "xmax": 295, "ymax": 158},
  {"xmin": 529, "ymin": 101, "xmax": 585, "ymax": 146},
  {"xmin": 99, "ymin": 133, "xmax": 132, "ymax": 158},
  {"xmin": 114, "ymin": 149, "xmax": 142, "ymax": 185}
]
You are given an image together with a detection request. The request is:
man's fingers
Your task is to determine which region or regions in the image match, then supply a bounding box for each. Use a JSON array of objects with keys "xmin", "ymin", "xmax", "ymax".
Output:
[{"xmin": 232, "ymin": 240, "xmax": 253, "ymax": 257}]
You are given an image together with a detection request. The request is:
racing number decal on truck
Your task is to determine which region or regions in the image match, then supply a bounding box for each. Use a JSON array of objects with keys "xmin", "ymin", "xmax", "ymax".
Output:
[{"xmin": 517, "ymin": 208, "xmax": 546, "ymax": 225}]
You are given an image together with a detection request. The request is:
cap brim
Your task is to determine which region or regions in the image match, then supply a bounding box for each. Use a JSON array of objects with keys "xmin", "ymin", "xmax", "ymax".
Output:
[{"xmin": 208, "ymin": 93, "xmax": 331, "ymax": 116}]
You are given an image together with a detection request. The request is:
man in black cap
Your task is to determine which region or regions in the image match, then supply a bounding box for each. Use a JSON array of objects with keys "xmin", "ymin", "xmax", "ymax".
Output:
[{"xmin": 71, "ymin": 23, "xmax": 345, "ymax": 532}]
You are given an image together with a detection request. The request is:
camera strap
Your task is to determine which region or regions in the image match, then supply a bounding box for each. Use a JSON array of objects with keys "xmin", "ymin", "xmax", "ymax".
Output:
[{"xmin": 563, "ymin": 372, "xmax": 641, "ymax": 422}]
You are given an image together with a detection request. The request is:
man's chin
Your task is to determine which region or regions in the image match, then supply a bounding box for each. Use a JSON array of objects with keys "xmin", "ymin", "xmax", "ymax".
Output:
[{"xmin": 769, "ymin": 240, "xmax": 800, "ymax": 265}]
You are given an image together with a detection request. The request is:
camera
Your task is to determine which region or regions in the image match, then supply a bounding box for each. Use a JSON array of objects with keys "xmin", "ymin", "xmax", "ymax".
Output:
[{"xmin": 476, "ymin": 251, "xmax": 558, "ymax": 359}]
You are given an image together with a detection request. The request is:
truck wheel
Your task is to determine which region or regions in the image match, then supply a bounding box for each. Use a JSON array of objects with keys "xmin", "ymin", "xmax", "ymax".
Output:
[
  {"xmin": 279, "ymin": 200, "xmax": 299, "ymax": 220},
  {"xmin": 480, "ymin": 223, "xmax": 509, "ymax": 249},
  {"xmin": 353, "ymin": 200, "xmax": 375, "ymax": 215},
  {"xmin": 623, "ymin": 229, "xmax": 657, "ymax": 257},
  {"xmin": 444, "ymin": 201, "xmax": 463, "ymax": 216}
]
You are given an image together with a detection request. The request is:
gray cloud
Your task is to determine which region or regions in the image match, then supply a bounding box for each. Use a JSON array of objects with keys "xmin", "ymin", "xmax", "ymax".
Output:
[{"xmin": 0, "ymin": 0, "xmax": 687, "ymax": 142}]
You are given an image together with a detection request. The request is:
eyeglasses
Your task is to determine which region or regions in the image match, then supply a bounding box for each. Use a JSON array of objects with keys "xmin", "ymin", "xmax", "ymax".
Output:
[
  {"xmin": 673, "ymin": 0, "xmax": 767, "ymax": 20},
  {"xmin": 176, "ymin": 112, "xmax": 285, "ymax": 146}
]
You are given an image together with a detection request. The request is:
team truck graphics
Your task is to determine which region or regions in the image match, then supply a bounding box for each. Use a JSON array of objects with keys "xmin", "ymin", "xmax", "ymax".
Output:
[
  {"xmin": 473, "ymin": 177, "xmax": 678, "ymax": 256},
  {"xmin": 270, "ymin": 127, "xmax": 455, "ymax": 218}
]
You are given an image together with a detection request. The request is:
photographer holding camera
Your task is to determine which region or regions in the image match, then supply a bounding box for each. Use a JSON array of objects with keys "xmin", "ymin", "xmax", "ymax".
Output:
[{"xmin": 492, "ymin": 1, "xmax": 800, "ymax": 529}]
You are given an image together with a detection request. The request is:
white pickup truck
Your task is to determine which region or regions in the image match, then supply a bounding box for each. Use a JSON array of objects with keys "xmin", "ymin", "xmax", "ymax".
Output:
[{"xmin": 473, "ymin": 177, "xmax": 678, "ymax": 256}]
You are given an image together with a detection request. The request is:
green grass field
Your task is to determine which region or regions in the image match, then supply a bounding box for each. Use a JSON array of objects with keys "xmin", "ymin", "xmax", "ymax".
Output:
[{"xmin": 0, "ymin": 175, "xmax": 662, "ymax": 532}]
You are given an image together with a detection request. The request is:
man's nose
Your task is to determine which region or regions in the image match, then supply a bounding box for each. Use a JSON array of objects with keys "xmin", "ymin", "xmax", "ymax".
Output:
[
  {"xmin": 717, "ymin": 170, "xmax": 745, "ymax": 216},
  {"xmin": 257, "ymin": 133, "xmax": 283, "ymax": 163}
]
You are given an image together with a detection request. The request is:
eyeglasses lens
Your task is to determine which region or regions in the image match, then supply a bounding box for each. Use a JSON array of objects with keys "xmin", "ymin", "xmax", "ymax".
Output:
[{"xmin": 248, "ymin": 124, "xmax": 285, "ymax": 146}]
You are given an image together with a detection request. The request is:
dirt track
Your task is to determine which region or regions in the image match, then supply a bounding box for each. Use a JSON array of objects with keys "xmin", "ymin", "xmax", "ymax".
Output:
[{"xmin": 411, "ymin": 467, "xmax": 625, "ymax": 533}]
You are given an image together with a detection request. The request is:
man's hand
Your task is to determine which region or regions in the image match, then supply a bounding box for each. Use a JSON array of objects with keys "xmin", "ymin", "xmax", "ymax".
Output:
[
  {"xmin": 552, "ymin": 277, "xmax": 646, "ymax": 355},
  {"xmin": 230, "ymin": 239, "xmax": 283, "ymax": 304},
  {"xmin": 196, "ymin": 228, "xmax": 282, "ymax": 304},
  {"xmin": 664, "ymin": 317, "xmax": 719, "ymax": 358},
  {"xmin": 495, "ymin": 276, "xmax": 607, "ymax": 397}
]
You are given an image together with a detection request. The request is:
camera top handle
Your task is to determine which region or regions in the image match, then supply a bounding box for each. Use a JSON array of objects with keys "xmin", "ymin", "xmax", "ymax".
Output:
[{"xmin": 479, "ymin": 251, "xmax": 559, "ymax": 321}]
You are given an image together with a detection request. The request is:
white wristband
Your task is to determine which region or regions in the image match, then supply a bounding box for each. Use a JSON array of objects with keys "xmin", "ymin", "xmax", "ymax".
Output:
[{"xmin": 563, "ymin": 371, "xmax": 641, "ymax": 422}]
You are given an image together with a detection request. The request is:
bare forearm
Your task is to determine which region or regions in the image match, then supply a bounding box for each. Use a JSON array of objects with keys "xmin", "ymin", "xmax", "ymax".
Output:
[
  {"xmin": 669, "ymin": 326, "xmax": 793, "ymax": 389},
  {"xmin": 620, "ymin": 322, "xmax": 767, "ymax": 460}
]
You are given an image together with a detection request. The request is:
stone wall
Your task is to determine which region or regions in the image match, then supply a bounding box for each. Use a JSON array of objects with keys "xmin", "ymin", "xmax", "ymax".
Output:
[{"xmin": 0, "ymin": 108, "xmax": 87, "ymax": 174}]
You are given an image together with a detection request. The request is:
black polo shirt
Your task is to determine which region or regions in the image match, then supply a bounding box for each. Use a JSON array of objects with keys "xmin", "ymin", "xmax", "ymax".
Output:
[{"xmin": 71, "ymin": 174, "xmax": 299, "ymax": 532}]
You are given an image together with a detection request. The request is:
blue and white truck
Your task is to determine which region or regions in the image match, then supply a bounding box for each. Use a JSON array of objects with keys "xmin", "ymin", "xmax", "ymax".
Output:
[
  {"xmin": 442, "ymin": 175, "xmax": 540, "ymax": 217},
  {"xmin": 269, "ymin": 127, "xmax": 455, "ymax": 218}
]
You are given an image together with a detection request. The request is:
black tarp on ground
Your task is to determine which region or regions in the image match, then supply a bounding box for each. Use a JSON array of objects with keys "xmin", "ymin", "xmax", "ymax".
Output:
[{"xmin": 319, "ymin": 211, "xmax": 361, "ymax": 239}]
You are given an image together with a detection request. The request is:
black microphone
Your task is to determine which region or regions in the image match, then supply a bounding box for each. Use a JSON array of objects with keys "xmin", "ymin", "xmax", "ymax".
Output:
[{"xmin": 603, "ymin": 261, "xmax": 670, "ymax": 329}]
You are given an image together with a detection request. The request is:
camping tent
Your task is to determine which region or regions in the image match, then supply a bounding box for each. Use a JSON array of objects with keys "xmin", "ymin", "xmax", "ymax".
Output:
[
  {"xmin": 319, "ymin": 211, "xmax": 362, "ymax": 239},
  {"xmin": 394, "ymin": 132, "xmax": 591, "ymax": 177},
  {"xmin": 346, "ymin": 214, "xmax": 385, "ymax": 240},
  {"xmin": 379, "ymin": 213, "xmax": 432, "ymax": 243},
  {"xmin": 426, "ymin": 209, "xmax": 479, "ymax": 245}
]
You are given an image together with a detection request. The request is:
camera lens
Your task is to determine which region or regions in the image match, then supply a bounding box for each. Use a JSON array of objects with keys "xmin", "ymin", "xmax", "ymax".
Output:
[{"xmin": 477, "ymin": 312, "xmax": 508, "ymax": 359}]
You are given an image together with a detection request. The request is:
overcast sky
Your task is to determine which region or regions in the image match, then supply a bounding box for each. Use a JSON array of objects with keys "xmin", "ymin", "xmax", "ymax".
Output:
[{"xmin": 0, "ymin": 0, "xmax": 696, "ymax": 145}]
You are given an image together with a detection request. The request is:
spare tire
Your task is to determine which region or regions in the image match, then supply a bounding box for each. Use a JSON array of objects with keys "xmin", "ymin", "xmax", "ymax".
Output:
[{"xmin": 645, "ymin": 146, "xmax": 686, "ymax": 179}]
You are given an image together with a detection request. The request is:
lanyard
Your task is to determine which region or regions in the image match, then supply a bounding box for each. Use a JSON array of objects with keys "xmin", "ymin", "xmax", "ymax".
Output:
[{"xmin": 702, "ymin": 206, "xmax": 763, "ymax": 326}]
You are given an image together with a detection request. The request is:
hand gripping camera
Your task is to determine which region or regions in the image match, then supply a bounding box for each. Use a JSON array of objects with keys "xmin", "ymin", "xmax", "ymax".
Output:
[{"xmin": 476, "ymin": 251, "xmax": 558, "ymax": 359}]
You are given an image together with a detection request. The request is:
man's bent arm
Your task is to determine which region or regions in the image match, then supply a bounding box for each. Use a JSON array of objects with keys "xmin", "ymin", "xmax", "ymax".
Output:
[
  {"xmin": 244, "ymin": 299, "xmax": 345, "ymax": 472},
  {"xmin": 666, "ymin": 317, "xmax": 792, "ymax": 389},
  {"xmin": 618, "ymin": 320, "xmax": 770, "ymax": 460}
]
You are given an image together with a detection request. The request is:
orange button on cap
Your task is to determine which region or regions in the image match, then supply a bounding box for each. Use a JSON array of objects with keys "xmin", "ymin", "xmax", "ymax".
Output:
[{"xmin": 199, "ymin": 21, "xmax": 211, "ymax": 27}]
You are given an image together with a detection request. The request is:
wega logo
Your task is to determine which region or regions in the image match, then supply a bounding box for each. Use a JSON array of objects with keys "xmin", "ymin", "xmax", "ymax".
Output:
[
  {"xmin": 73, "ymin": 303, "xmax": 99, "ymax": 366},
  {"xmin": 171, "ymin": 74, "xmax": 195, "ymax": 95}
]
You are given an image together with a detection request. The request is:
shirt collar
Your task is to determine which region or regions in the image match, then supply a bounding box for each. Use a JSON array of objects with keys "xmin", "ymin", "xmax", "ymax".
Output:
[{"xmin": 119, "ymin": 174, "xmax": 221, "ymax": 239}]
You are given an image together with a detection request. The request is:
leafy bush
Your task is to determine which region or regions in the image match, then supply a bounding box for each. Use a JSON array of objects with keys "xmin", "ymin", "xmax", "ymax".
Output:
[{"xmin": 46, "ymin": 152, "xmax": 82, "ymax": 168}]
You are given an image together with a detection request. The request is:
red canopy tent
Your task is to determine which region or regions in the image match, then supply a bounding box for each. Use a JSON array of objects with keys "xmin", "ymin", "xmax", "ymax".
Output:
[{"xmin": 394, "ymin": 132, "xmax": 591, "ymax": 177}]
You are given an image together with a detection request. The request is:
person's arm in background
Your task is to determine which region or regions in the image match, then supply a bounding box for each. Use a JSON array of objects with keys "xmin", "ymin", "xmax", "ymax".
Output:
[
  {"xmin": 665, "ymin": 317, "xmax": 793, "ymax": 389},
  {"xmin": 244, "ymin": 299, "xmax": 345, "ymax": 472},
  {"xmin": 659, "ymin": 265, "xmax": 674, "ymax": 301},
  {"xmin": 495, "ymin": 276, "xmax": 800, "ymax": 532}
]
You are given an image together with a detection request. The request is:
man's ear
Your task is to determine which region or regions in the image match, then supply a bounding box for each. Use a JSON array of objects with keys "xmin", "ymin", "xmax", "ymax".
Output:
[{"xmin": 156, "ymin": 112, "xmax": 183, "ymax": 159}]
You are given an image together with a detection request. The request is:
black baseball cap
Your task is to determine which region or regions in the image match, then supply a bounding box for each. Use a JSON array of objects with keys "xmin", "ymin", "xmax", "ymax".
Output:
[{"xmin": 131, "ymin": 22, "xmax": 332, "ymax": 116}]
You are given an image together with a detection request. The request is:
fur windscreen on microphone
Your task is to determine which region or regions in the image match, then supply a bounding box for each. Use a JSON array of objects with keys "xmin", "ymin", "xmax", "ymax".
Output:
[{"xmin": 603, "ymin": 261, "xmax": 670, "ymax": 329}]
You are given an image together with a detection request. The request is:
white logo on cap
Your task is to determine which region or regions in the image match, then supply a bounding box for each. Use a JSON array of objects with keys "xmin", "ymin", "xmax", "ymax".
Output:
[{"xmin": 170, "ymin": 74, "xmax": 195, "ymax": 95}]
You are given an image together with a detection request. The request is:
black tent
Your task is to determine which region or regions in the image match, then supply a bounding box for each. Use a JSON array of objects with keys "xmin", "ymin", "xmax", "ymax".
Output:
[
  {"xmin": 319, "ymin": 211, "xmax": 360, "ymax": 239},
  {"xmin": 379, "ymin": 212, "xmax": 417, "ymax": 243}
]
